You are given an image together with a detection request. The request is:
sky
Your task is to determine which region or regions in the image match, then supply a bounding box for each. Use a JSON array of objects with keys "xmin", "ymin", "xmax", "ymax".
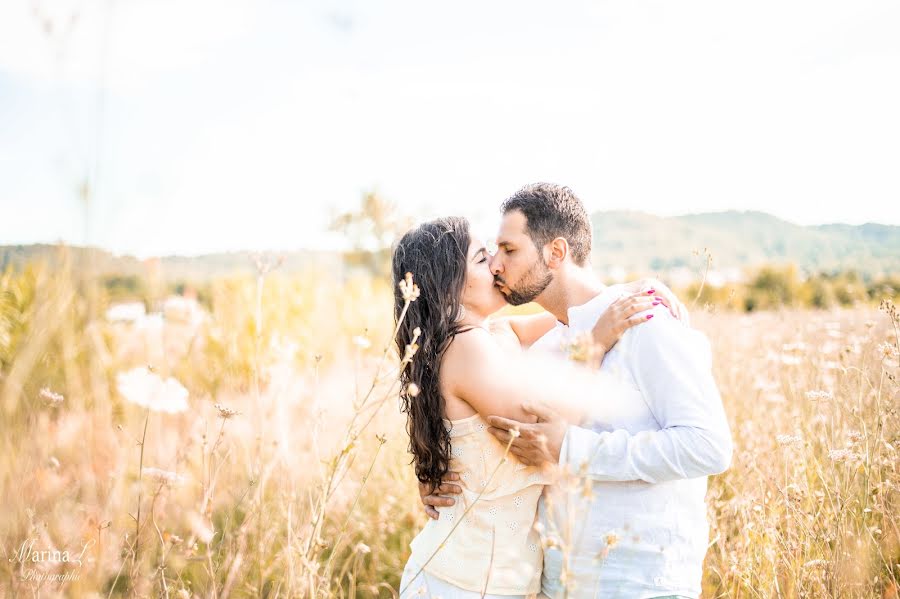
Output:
[{"xmin": 1, "ymin": 0, "xmax": 898, "ymax": 258}]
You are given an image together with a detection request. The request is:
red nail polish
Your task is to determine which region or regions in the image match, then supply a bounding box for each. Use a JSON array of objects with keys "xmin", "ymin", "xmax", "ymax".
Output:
[
  {"xmin": 652, "ymin": 301, "xmax": 660, "ymax": 306},
  {"xmin": 646, "ymin": 288, "xmax": 655, "ymax": 295},
  {"xmin": 646, "ymin": 314, "xmax": 654, "ymax": 320}
]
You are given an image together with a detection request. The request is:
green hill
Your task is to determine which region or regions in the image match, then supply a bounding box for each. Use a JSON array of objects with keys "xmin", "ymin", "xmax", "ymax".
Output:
[
  {"xmin": 591, "ymin": 210, "xmax": 899, "ymax": 276},
  {"xmin": 2, "ymin": 211, "xmax": 898, "ymax": 281}
]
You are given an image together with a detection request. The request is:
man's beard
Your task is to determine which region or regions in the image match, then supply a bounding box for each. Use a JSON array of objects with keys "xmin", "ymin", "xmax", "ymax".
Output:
[{"xmin": 497, "ymin": 259, "xmax": 553, "ymax": 306}]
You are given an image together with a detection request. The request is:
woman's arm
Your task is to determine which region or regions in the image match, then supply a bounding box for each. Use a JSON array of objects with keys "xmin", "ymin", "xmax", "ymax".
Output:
[
  {"xmin": 442, "ymin": 328, "xmax": 611, "ymax": 426},
  {"xmin": 489, "ymin": 312, "xmax": 558, "ymax": 350}
]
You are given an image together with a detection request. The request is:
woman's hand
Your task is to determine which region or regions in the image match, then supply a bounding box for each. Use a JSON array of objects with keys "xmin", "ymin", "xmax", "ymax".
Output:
[
  {"xmin": 623, "ymin": 278, "xmax": 690, "ymax": 325},
  {"xmin": 590, "ymin": 292, "xmax": 664, "ymax": 366}
]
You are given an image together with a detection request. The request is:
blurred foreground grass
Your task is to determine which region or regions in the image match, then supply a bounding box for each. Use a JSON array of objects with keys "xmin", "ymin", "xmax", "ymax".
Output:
[{"xmin": 0, "ymin": 247, "xmax": 898, "ymax": 598}]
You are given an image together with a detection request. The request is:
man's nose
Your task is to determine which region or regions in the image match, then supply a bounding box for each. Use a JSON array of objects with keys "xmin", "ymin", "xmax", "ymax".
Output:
[{"xmin": 489, "ymin": 252, "xmax": 503, "ymax": 275}]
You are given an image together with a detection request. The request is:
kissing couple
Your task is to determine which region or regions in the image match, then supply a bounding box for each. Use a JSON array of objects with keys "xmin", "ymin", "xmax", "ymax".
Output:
[{"xmin": 391, "ymin": 183, "xmax": 733, "ymax": 598}]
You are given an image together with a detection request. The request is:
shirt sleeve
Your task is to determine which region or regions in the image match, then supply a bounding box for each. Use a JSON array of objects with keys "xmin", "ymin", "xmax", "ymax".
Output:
[{"xmin": 558, "ymin": 313, "xmax": 733, "ymax": 483}]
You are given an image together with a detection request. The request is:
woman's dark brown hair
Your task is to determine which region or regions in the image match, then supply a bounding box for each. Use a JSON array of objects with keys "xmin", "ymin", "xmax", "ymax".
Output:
[{"xmin": 391, "ymin": 216, "xmax": 473, "ymax": 493}]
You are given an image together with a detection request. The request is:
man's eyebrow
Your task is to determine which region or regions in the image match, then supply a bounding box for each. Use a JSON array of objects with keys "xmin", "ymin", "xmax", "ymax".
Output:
[{"xmin": 497, "ymin": 241, "xmax": 512, "ymax": 248}]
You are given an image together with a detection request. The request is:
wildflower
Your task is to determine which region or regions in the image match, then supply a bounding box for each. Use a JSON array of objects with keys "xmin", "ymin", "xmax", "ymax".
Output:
[
  {"xmin": 214, "ymin": 403, "xmax": 240, "ymax": 419},
  {"xmin": 562, "ymin": 332, "xmax": 593, "ymax": 364},
  {"xmin": 40, "ymin": 387, "xmax": 64, "ymax": 406},
  {"xmin": 142, "ymin": 467, "xmax": 185, "ymax": 485},
  {"xmin": 877, "ymin": 342, "xmax": 899, "ymax": 360},
  {"xmin": 354, "ymin": 542, "xmax": 371, "ymax": 554},
  {"xmin": 116, "ymin": 367, "xmax": 188, "ymax": 414},
  {"xmin": 581, "ymin": 477, "xmax": 594, "ymax": 501},
  {"xmin": 605, "ymin": 532, "xmax": 619, "ymax": 549},
  {"xmin": 399, "ymin": 272, "xmax": 421, "ymax": 302},
  {"xmin": 776, "ymin": 434, "xmax": 803, "ymax": 448},
  {"xmin": 847, "ymin": 430, "xmax": 864, "ymax": 446},
  {"xmin": 805, "ymin": 390, "xmax": 833, "ymax": 401},
  {"xmin": 509, "ymin": 428, "xmax": 521, "ymax": 439},
  {"xmin": 403, "ymin": 343, "xmax": 419, "ymax": 362},
  {"xmin": 783, "ymin": 483, "xmax": 805, "ymax": 502},
  {"xmin": 105, "ymin": 301, "xmax": 146, "ymax": 323},
  {"xmin": 353, "ymin": 335, "xmax": 371, "ymax": 349},
  {"xmin": 407, "ymin": 383, "xmax": 420, "ymax": 397},
  {"xmin": 188, "ymin": 512, "xmax": 215, "ymax": 544},
  {"xmin": 879, "ymin": 298, "xmax": 898, "ymax": 320},
  {"xmin": 828, "ymin": 448, "xmax": 862, "ymax": 463}
]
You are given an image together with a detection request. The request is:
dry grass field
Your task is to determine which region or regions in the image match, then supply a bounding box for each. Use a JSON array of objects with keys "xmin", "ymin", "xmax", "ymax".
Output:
[{"xmin": 1, "ymin": 252, "xmax": 898, "ymax": 598}]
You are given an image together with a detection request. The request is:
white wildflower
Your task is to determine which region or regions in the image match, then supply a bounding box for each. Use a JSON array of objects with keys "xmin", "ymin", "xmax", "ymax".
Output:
[
  {"xmin": 116, "ymin": 367, "xmax": 189, "ymax": 414},
  {"xmin": 39, "ymin": 387, "xmax": 64, "ymax": 406},
  {"xmin": 828, "ymin": 448, "xmax": 861, "ymax": 463},
  {"xmin": 876, "ymin": 342, "xmax": 899, "ymax": 360},
  {"xmin": 188, "ymin": 512, "xmax": 215, "ymax": 544},
  {"xmin": 399, "ymin": 272, "xmax": 421, "ymax": 302},
  {"xmin": 142, "ymin": 467, "xmax": 185, "ymax": 486},
  {"xmin": 805, "ymin": 390, "xmax": 834, "ymax": 401},
  {"xmin": 776, "ymin": 434, "xmax": 803, "ymax": 448},
  {"xmin": 105, "ymin": 301, "xmax": 146, "ymax": 323}
]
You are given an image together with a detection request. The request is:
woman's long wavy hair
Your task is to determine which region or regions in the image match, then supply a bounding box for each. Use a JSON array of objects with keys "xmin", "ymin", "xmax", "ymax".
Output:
[{"xmin": 392, "ymin": 216, "xmax": 474, "ymax": 493}]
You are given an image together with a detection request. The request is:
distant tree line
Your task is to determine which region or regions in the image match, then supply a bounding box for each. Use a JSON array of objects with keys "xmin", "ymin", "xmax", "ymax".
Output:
[{"xmin": 683, "ymin": 265, "xmax": 899, "ymax": 312}]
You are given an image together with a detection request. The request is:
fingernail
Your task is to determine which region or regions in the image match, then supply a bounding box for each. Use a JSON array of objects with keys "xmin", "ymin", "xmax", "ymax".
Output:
[
  {"xmin": 646, "ymin": 288, "xmax": 655, "ymax": 294},
  {"xmin": 654, "ymin": 296, "xmax": 663, "ymax": 301},
  {"xmin": 652, "ymin": 301, "xmax": 660, "ymax": 306},
  {"xmin": 646, "ymin": 314, "xmax": 654, "ymax": 320}
]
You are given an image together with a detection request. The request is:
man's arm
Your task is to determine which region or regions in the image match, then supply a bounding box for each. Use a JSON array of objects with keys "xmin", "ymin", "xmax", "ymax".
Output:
[{"xmin": 562, "ymin": 313, "xmax": 733, "ymax": 483}]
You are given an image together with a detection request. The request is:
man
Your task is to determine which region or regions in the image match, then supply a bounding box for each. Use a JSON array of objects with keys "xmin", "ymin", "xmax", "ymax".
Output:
[{"xmin": 418, "ymin": 183, "xmax": 733, "ymax": 598}]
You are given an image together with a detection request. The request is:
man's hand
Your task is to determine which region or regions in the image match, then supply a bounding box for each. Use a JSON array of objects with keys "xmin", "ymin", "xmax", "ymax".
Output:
[
  {"xmin": 418, "ymin": 472, "xmax": 462, "ymax": 520},
  {"xmin": 487, "ymin": 401, "xmax": 568, "ymax": 467}
]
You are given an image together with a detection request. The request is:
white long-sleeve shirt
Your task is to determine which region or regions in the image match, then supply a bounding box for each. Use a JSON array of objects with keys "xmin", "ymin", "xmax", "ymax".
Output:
[{"xmin": 531, "ymin": 284, "xmax": 733, "ymax": 599}]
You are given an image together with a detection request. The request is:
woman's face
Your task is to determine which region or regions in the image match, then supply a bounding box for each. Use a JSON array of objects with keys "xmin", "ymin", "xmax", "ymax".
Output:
[{"xmin": 460, "ymin": 238, "xmax": 508, "ymax": 318}]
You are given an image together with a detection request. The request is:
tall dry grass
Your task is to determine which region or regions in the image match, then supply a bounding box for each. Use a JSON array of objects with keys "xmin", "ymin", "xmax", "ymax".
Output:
[{"xmin": 0, "ymin": 249, "xmax": 897, "ymax": 598}]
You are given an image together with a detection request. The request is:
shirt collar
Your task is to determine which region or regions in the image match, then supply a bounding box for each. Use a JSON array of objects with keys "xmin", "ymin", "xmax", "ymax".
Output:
[{"xmin": 563, "ymin": 284, "xmax": 627, "ymax": 333}]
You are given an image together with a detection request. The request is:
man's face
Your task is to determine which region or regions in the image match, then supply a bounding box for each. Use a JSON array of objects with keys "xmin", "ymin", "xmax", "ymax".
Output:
[{"xmin": 489, "ymin": 210, "xmax": 553, "ymax": 306}]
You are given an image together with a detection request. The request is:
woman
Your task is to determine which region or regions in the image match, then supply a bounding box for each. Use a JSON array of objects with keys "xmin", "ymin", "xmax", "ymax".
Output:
[{"xmin": 392, "ymin": 217, "xmax": 685, "ymax": 598}]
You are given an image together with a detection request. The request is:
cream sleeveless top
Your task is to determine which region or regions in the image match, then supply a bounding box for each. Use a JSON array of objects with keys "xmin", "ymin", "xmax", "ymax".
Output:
[{"xmin": 408, "ymin": 413, "xmax": 554, "ymax": 594}]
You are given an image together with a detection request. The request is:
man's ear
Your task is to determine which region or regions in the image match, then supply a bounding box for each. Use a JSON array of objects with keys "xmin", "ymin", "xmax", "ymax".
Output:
[{"xmin": 545, "ymin": 237, "xmax": 569, "ymax": 268}]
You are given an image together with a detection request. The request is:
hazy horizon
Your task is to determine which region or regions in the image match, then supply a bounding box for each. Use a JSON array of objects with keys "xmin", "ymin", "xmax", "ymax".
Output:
[{"xmin": 3, "ymin": 207, "xmax": 897, "ymax": 260}]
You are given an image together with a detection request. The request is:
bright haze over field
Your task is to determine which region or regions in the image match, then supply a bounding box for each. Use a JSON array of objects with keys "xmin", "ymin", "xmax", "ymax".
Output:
[{"xmin": 1, "ymin": 0, "xmax": 898, "ymax": 258}]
